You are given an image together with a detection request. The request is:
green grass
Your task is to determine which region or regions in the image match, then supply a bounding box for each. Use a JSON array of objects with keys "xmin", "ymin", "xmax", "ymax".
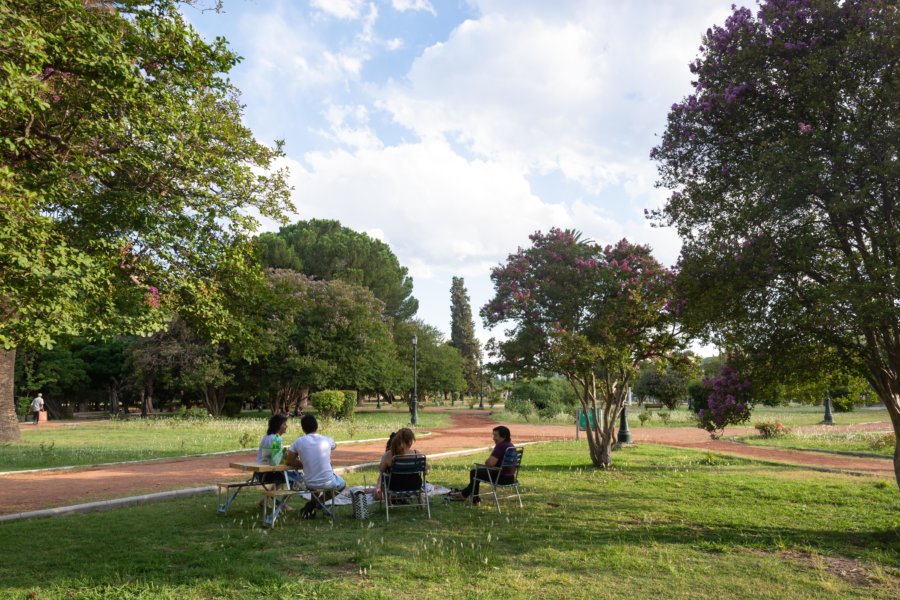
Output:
[
  {"xmin": 0, "ymin": 442, "xmax": 898, "ymax": 599},
  {"xmin": 495, "ymin": 405, "xmax": 892, "ymax": 429},
  {"xmin": 735, "ymin": 429, "xmax": 896, "ymax": 457},
  {"xmin": 1, "ymin": 411, "xmax": 450, "ymax": 472}
]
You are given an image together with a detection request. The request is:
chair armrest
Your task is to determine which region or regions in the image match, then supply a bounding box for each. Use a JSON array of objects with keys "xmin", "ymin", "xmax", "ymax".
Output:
[{"xmin": 474, "ymin": 463, "xmax": 499, "ymax": 471}]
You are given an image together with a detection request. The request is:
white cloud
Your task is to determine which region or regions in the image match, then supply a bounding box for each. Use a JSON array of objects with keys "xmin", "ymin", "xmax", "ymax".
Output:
[
  {"xmin": 391, "ymin": 0, "xmax": 436, "ymax": 15},
  {"xmin": 311, "ymin": 0, "xmax": 367, "ymax": 20},
  {"xmin": 378, "ymin": 1, "xmax": 730, "ymax": 193},
  {"xmin": 281, "ymin": 139, "xmax": 572, "ymax": 277}
]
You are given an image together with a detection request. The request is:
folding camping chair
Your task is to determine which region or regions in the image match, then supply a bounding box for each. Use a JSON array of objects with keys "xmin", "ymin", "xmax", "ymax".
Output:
[
  {"xmin": 470, "ymin": 446, "xmax": 524, "ymax": 513},
  {"xmin": 381, "ymin": 453, "xmax": 430, "ymax": 522}
]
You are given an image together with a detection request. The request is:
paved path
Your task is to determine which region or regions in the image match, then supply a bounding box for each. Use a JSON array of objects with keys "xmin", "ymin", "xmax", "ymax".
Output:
[{"xmin": 0, "ymin": 413, "xmax": 893, "ymax": 516}]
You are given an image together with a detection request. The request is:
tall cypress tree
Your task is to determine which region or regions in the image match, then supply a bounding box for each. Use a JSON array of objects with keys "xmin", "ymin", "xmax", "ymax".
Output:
[{"xmin": 449, "ymin": 277, "xmax": 480, "ymax": 394}]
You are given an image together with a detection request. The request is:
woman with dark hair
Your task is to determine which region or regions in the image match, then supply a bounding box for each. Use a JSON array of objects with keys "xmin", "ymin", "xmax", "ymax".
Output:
[
  {"xmin": 373, "ymin": 428, "xmax": 424, "ymax": 500},
  {"xmin": 449, "ymin": 426, "xmax": 515, "ymax": 504},
  {"xmin": 254, "ymin": 414, "xmax": 292, "ymax": 506}
]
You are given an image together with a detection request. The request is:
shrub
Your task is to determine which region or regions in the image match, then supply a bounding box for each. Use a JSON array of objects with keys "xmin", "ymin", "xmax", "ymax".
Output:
[
  {"xmin": 336, "ymin": 391, "xmax": 356, "ymax": 420},
  {"xmin": 174, "ymin": 406, "xmax": 210, "ymax": 420},
  {"xmin": 16, "ymin": 397, "xmax": 31, "ymax": 422},
  {"xmin": 220, "ymin": 400, "xmax": 241, "ymax": 418},
  {"xmin": 504, "ymin": 396, "xmax": 533, "ymax": 422},
  {"xmin": 537, "ymin": 400, "xmax": 562, "ymax": 421},
  {"xmin": 870, "ymin": 432, "xmax": 896, "ymax": 451},
  {"xmin": 637, "ymin": 410, "xmax": 652, "ymax": 426},
  {"xmin": 657, "ymin": 410, "xmax": 671, "ymax": 424},
  {"xmin": 310, "ymin": 390, "xmax": 345, "ymax": 418},
  {"xmin": 754, "ymin": 421, "xmax": 790, "ymax": 438}
]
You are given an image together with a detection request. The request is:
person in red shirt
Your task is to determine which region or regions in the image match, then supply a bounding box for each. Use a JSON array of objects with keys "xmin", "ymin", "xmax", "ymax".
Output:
[{"xmin": 449, "ymin": 426, "xmax": 515, "ymax": 505}]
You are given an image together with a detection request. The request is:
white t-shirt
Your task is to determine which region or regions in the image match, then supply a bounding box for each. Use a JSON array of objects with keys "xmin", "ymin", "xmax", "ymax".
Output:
[
  {"xmin": 31, "ymin": 396, "xmax": 43, "ymax": 412},
  {"xmin": 288, "ymin": 433, "xmax": 336, "ymax": 487}
]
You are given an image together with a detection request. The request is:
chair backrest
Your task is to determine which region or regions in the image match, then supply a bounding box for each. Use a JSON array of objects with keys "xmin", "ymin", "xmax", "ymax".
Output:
[
  {"xmin": 498, "ymin": 447, "xmax": 524, "ymax": 481},
  {"xmin": 387, "ymin": 454, "xmax": 426, "ymax": 492}
]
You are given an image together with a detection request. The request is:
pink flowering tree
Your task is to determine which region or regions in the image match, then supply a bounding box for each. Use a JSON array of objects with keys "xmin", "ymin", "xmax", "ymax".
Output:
[
  {"xmin": 482, "ymin": 229, "xmax": 688, "ymax": 468},
  {"xmin": 652, "ymin": 1, "xmax": 900, "ymax": 487}
]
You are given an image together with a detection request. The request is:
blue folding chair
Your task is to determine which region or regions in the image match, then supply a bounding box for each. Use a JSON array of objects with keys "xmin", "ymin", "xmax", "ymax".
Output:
[
  {"xmin": 382, "ymin": 454, "xmax": 430, "ymax": 522},
  {"xmin": 471, "ymin": 447, "xmax": 524, "ymax": 513}
]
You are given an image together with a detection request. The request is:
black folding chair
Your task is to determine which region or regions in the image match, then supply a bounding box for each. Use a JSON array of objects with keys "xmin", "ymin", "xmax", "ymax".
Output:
[
  {"xmin": 471, "ymin": 447, "xmax": 524, "ymax": 513},
  {"xmin": 382, "ymin": 454, "xmax": 430, "ymax": 522}
]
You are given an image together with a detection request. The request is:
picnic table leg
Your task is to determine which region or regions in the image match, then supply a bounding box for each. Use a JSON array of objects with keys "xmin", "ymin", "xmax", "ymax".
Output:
[{"xmin": 217, "ymin": 484, "xmax": 246, "ymax": 514}]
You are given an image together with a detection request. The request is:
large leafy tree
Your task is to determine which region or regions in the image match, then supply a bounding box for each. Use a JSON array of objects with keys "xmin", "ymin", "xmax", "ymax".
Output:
[
  {"xmin": 254, "ymin": 270, "xmax": 398, "ymax": 413},
  {"xmin": 257, "ymin": 219, "xmax": 418, "ymax": 321},
  {"xmin": 0, "ymin": 1, "xmax": 290, "ymax": 440},
  {"xmin": 483, "ymin": 229, "xmax": 687, "ymax": 467},
  {"xmin": 449, "ymin": 276, "xmax": 481, "ymax": 394},
  {"xmin": 651, "ymin": 0, "xmax": 900, "ymax": 486}
]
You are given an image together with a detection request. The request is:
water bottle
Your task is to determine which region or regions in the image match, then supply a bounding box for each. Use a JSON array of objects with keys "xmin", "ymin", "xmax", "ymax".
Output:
[{"xmin": 270, "ymin": 435, "xmax": 283, "ymax": 465}]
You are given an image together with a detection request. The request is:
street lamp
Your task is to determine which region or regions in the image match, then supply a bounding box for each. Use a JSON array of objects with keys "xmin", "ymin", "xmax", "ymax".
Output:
[
  {"xmin": 478, "ymin": 357, "xmax": 484, "ymax": 409},
  {"xmin": 823, "ymin": 392, "xmax": 834, "ymax": 425},
  {"xmin": 617, "ymin": 387, "xmax": 633, "ymax": 444},
  {"xmin": 411, "ymin": 334, "xmax": 418, "ymax": 426}
]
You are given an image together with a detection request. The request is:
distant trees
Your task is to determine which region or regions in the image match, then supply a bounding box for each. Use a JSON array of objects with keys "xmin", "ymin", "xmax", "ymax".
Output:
[
  {"xmin": 257, "ymin": 219, "xmax": 419, "ymax": 321},
  {"xmin": 449, "ymin": 277, "xmax": 481, "ymax": 395}
]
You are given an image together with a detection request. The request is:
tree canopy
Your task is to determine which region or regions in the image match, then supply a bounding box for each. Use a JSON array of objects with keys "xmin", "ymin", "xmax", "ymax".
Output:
[
  {"xmin": 0, "ymin": 0, "xmax": 290, "ymax": 441},
  {"xmin": 256, "ymin": 219, "xmax": 418, "ymax": 321},
  {"xmin": 651, "ymin": 0, "xmax": 900, "ymax": 486}
]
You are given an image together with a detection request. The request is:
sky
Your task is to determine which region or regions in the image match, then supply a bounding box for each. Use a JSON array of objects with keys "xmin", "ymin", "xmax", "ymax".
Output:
[{"xmin": 186, "ymin": 0, "xmax": 735, "ymax": 353}]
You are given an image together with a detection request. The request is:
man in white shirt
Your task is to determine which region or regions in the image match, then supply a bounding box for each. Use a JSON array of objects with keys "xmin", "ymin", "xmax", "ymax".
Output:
[
  {"xmin": 286, "ymin": 414, "xmax": 345, "ymax": 518},
  {"xmin": 30, "ymin": 393, "xmax": 44, "ymax": 425}
]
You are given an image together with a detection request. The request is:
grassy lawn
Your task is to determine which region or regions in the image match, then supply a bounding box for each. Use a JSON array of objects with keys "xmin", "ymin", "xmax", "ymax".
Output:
[
  {"xmin": 0, "ymin": 442, "xmax": 897, "ymax": 599},
  {"xmin": 495, "ymin": 405, "xmax": 892, "ymax": 429},
  {"xmin": 734, "ymin": 429, "xmax": 896, "ymax": 457},
  {"xmin": 1, "ymin": 411, "xmax": 450, "ymax": 472}
]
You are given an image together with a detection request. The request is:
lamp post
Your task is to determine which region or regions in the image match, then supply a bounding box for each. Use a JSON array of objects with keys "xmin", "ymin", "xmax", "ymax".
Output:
[
  {"xmin": 411, "ymin": 334, "xmax": 418, "ymax": 426},
  {"xmin": 617, "ymin": 388, "xmax": 633, "ymax": 444},
  {"xmin": 478, "ymin": 357, "xmax": 484, "ymax": 409},
  {"xmin": 823, "ymin": 392, "xmax": 834, "ymax": 425}
]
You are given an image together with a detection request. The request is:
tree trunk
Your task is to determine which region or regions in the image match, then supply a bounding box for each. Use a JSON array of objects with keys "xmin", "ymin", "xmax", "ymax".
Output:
[
  {"xmin": 0, "ymin": 349, "xmax": 21, "ymax": 441},
  {"xmin": 868, "ymin": 366, "xmax": 900, "ymax": 490},
  {"xmin": 44, "ymin": 397, "xmax": 65, "ymax": 420},
  {"xmin": 107, "ymin": 378, "xmax": 120, "ymax": 414}
]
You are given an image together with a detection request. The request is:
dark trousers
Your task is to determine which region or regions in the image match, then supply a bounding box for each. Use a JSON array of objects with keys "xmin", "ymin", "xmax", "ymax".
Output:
[
  {"xmin": 32, "ymin": 410, "xmax": 40, "ymax": 425},
  {"xmin": 461, "ymin": 468, "xmax": 514, "ymax": 499}
]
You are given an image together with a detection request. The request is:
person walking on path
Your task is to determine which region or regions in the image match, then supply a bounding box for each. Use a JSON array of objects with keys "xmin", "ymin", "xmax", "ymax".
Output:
[{"xmin": 30, "ymin": 393, "xmax": 44, "ymax": 425}]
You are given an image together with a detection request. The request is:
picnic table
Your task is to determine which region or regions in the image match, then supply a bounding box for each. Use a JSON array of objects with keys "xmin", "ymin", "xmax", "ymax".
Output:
[{"xmin": 216, "ymin": 461, "xmax": 293, "ymax": 515}]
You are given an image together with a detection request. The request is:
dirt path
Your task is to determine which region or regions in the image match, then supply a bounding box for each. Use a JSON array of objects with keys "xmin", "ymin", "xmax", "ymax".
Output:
[{"xmin": 0, "ymin": 413, "xmax": 892, "ymax": 516}]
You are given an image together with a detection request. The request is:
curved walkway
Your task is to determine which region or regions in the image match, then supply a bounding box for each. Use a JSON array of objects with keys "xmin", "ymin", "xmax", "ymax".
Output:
[{"xmin": 0, "ymin": 413, "xmax": 893, "ymax": 517}]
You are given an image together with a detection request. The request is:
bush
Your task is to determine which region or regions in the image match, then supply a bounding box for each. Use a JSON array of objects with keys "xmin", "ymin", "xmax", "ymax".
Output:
[
  {"xmin": 657, "ymin": 411, "xmax": 671, "ymax": 424},
  {"xmin": 336, "ymin": 391, "xmax": 356, "ymax": 420},
  {"xmin": 537, "ymin": 400, "xmax": 562, "ymax": 421},
  {"xmin": 16, "ymin": 397, "xmax": 31, "ymax": 422},
  {"xmin": 638, "ymin": 410, "xmax": 652, "ymax": 426},
  {"xmin": 754, "ymin": 421, "xmax": 790, "ymax": 438},
  {"xmin": 310, "ymin": 390, "xmax": 345, "ymax": 418},
  {"xmin": 870, "ymin": 432, "xmax": 895, "ymax": 451},
  {"xmin": 173, "ymin": 406, "xmax": 210, "ymax": 420},
  {"xmin": 505, "ymin": 396, "xmax": 533, "ymax": 422}
]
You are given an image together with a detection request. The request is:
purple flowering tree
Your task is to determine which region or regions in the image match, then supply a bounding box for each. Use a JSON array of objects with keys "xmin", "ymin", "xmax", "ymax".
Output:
[
  {"xmin": 651, "ymin": 1, "xmax": 900, "ymax": 487},
  {"xmin": 482, "ymin": 229, "xmax": 688, "ymax": 468},
  {"xmin": 694, "ymin": 360, "xmax": 753, "ymax": 438}
]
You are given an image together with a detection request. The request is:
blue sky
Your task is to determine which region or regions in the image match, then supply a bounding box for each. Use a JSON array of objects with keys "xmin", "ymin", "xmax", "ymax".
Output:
[{"xmin": 186, "ymin": 0, "xmax": 734, "ymax": 353}]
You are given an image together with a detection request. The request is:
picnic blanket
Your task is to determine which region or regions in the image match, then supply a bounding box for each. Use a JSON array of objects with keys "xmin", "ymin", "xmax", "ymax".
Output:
[{"xmin": 291, "ymin": 483, "xmax": 450, "ymax": 506}]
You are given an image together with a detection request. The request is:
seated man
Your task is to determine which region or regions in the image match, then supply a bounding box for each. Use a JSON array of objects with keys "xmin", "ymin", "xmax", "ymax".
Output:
[{"xmin": 285, "ymin": 414, "xmax": 346, "ymax": 518}]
